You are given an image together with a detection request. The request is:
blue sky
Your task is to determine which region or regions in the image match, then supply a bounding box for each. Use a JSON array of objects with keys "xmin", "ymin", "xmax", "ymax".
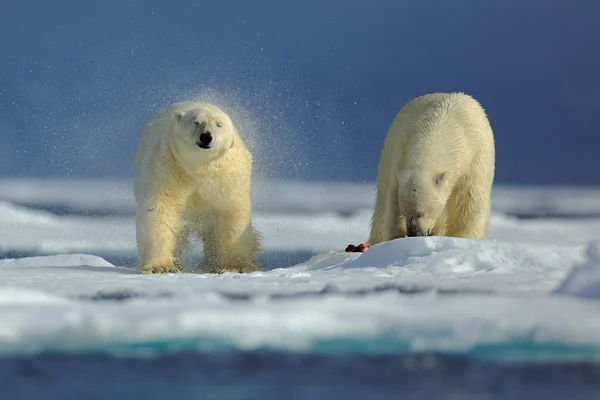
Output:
[{"xmin": 1, "ymin": 0, "xmax": 599, "ymax": 185}]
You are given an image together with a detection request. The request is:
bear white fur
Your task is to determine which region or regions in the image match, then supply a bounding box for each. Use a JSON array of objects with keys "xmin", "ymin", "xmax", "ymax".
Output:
[
  {"xmin": 368, "ymin": 92, "xmax": 495, "ymax": 244},
  {"xmin": 133, "ymin": 101, "xmax": 261, "ymax": 274}
]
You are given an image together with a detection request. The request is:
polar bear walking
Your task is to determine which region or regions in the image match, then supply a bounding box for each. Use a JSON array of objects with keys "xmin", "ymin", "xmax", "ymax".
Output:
[
  {"xmin": 134, "ymin": 101, "xmax": 261, "ymax": 274},
  {"xmin": 368, "ymin": 92, "xmax": 495, "ymax": 244}
]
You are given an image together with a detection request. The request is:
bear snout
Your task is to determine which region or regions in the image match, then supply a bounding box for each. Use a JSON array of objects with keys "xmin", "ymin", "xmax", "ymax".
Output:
[
  {"xmin": 406, "ymin": 225, "xmax": 419, "ymax": 237},
  {"xmin": 407, "ymin": 215, "xmax": 432, "ymax": 237},
  {"xmin": 196, "ymin": 132, "xmax": 213, "ymax": 149},
  {"xmin": 406, "ymin": 226, "xmax": 433, "ymax": 237}
]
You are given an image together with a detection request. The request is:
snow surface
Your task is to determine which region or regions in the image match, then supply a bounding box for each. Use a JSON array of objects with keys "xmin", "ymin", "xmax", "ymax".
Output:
[
  {"xmin": 555, "ymin": 241, "xmax": 600, "ymax": 299},
  {"xmin": 1, "ymin": 179, "xmax": 600, "ymax": 361}
]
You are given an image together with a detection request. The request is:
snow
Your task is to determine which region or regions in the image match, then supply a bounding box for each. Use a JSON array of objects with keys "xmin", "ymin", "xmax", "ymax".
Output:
[
  {"xmin": 0, "ymin": 254, "xmax": 114, "ymax": 269},
  {"xmin": 3, "ymin": 178, "xmax": 600, "ymax": 218},
  {"xmin": 1, "ymin": 178, "xmax": 600, "ymax": 361},
  {"xmin": 554, "ymin": 241, "xmax": 600, "ymax": 299}
]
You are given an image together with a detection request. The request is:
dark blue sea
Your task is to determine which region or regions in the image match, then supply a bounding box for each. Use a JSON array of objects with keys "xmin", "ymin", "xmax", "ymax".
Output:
[{"xmin": 2, "ymin": 351, "xmax": 600, "ymax": 400}]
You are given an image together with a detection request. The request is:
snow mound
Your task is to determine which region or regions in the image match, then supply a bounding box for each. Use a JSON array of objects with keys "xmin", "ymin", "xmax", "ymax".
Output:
[
  {"xmin": 0, "ymin": 201, "xmax": 134, "ymax": 256},
  {"xmin": 290, "ymin": 237, "xmax": 585, "ymax": 294},
  {"xmin": 343, "ymin": 236, "xmax": 581, "ymax": 273},
  {"xmin": 554, "ymin": 241, "xmax": 600, "ymax": 299},
  {"xmin": 0, "ymin": 179, "xmax": 134, "ymax": 215},
  {"xmin": 0, "ymin": 201, "xmax": 57, "ymax": 224},
  {"xmin": 0, "ymin": 288, "xmax": 68, "ymax": 306},
  {"xmin": 0, "ymin": 254, "xmax": 115, "ymax": 269}
]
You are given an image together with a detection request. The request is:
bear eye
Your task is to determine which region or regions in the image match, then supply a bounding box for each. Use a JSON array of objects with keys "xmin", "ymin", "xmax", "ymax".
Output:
[
  {"xmin": 216, "ymin": 122, "xmax": 223, "ymax": 128},
  {"xmin": 435, "ymin": 172, "xmax": 446, "ymax": 186},
  {"xmin": 194, "ymin": 121, "xmax": 200, "ymax": 126}
]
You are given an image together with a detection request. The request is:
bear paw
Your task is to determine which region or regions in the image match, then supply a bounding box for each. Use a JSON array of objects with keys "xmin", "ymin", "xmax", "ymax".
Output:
[
  {"xmin": 197, "ymin": 258, "xmax": 259, "ymax": 274},
  {"xmin": 140, "ymin": 263, "xmax": 181, "ymax": 274}
]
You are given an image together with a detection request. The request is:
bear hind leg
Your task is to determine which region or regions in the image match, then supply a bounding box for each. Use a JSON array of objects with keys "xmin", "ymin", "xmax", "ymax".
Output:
[
  {"xmin": 198, "ymin": 211, "xmax": 261, "ymax": 274},
  {"xmin": 218, "ymin": 219, "xmax": 261, "ymax": 273},
  {"xmin": 369, "ymin": 173, "xmax": 404, "ymax": 244}
]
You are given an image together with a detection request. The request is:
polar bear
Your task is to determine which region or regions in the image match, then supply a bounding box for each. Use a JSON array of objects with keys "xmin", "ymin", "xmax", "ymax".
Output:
[
  {"xmin": 368, "ymin": 92, "xmax": 495, "ymax": 244},
  {"xmin": 133, "ymin": 101, "xmax": 261, "ymax": 274}
]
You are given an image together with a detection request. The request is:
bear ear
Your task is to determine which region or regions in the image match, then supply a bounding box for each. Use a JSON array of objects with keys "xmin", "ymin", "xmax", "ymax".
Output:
[
  {"xmin": 174, "ymin": 110, "xmax": 185, "ymax": 121},
  {"xmin": 435, "ymin": 172, "xmax": 446, "ymax": 186}
]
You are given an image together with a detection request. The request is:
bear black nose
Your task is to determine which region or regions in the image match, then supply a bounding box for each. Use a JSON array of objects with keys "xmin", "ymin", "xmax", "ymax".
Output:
[
  {"xmin": 406, "ymin": 225, "xmax": 418, "ymax": 237},
  {"xmin": 407, "ymin": 226, "xmax": 431, "ymax": 237},
  {"xmin": 198, "ymin": 132, "xmax": 213, "ymax": 147}
]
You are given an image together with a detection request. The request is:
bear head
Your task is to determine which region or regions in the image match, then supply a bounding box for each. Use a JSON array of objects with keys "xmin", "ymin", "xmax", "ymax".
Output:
[
  {"xmin": 398, "ymin": 168, "xmax": 451, "ymax": 237},
  {"xmin": 169, "ymin": 103, "xmax": 237, "ymax": 164}
]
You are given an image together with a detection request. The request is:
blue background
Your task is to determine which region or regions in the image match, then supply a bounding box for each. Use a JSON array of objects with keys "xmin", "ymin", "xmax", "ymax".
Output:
[{"xmin": 1, "ymin": 0, "xmax": 598, "ymax": 185}]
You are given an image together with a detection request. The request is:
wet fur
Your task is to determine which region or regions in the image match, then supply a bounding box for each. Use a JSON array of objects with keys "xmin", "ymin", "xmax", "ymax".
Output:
[{"xmin": 134, "ymin": 101, "xmax": 261, "ymax": 274}]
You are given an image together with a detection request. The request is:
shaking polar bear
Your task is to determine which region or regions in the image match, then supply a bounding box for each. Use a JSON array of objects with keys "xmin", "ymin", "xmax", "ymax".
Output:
[
  {"xmin": 134, "ymin": 101, "xmax": 260, "ymax": 274},
  {"xmin": 368, "ymin": 92, "xmax": 495, "ymax": 244}
]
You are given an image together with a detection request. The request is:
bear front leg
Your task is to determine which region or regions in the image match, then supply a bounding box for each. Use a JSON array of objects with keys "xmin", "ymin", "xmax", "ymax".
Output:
[
  {"xmin": 369, "ymin": 176, "xmax": 402, "ymax": 245},
  {"xmin": 445, "ymin": 178, "xmax": 493, "ymax": 240},
  {"xmin": 393, "ymin": 215, "xmax": 407, "ymax": 239},
  {"xmin": 208, "ymin": 209, "xmax": 260, "ymax": 274},
  {"xmin": 196, "ymin": 215, "xmax": 220, "ymax": 273},
  {"xmin": 368, "ymin": 189, "xmax": 387, "ymax": 245},
  {"xmin": 449, "ymin": 209, "xmax": 491, "ymax": 239},
  {"xmin": 381, "ymin": 179, "xmax": 404, "ymax": 242},
  {"xmin": 136, "ymin": 191, "xmax": 187, "ymax": 274},
  {"xmin": 446, "ymin": 196, "xmax": 492, "ymax": 240}
]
